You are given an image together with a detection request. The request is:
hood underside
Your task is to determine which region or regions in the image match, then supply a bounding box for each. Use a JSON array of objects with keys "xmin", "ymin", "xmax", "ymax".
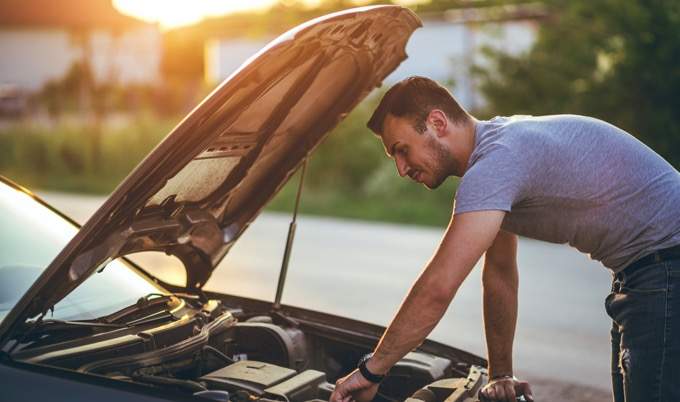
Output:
[{"xmin": 1, "ymin": 5, "xmax": 421, "ymax": 339}]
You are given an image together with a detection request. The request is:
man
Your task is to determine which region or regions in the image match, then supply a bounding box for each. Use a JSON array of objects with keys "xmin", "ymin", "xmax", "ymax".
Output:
[{"xmin": 329, "ymin": 76, "xmax": 680, "ymax": 402}]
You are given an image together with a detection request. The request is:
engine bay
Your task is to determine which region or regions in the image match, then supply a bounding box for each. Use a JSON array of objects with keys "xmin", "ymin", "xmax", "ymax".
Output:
[{"xmin": 11, "ymin": 296, "xmax": 487, "ymax": 402}]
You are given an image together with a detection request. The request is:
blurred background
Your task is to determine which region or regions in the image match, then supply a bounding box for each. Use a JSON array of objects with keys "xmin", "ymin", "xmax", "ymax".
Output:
[
  {"xmin": 2, "ymin": 0, "xmax": 677, "ymax": 225},
  {"xmin": 2, "ymin": 1, "xmax": 678, "ymax": 398}
]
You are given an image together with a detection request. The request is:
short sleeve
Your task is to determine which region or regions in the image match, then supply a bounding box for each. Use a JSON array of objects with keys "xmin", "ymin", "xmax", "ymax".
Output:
[{"xmin": 454, "ymin": 143, "xmax": 528, "ymax": 215}]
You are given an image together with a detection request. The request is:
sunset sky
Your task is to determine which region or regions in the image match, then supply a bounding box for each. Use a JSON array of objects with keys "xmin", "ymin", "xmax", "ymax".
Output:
[{"xmin": 113, "ymin": 0, "xmax": 422, "ymax": 29}]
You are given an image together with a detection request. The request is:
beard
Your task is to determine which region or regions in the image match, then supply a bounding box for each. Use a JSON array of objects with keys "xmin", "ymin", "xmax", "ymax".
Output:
[{"xmin": 423, "ymin": 134, "xmax": 456, "ymax": 189}]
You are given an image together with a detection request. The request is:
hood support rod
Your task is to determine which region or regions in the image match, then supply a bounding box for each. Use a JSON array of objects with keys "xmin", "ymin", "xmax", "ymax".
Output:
[{"xmin": 273, "ymin": 160, "xmax": 308, "ymax": 309}]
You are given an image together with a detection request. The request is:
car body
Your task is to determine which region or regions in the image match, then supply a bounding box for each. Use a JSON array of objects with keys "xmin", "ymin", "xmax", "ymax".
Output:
[{"xmin": 0, "ymin": 6, "xmax": 488, "ymax": 402}]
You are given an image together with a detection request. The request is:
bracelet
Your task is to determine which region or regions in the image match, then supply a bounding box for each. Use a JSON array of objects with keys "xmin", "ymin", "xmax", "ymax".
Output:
[{"xmin": 490, "ymin": 374, "xmax": 517, "ymax": 381}]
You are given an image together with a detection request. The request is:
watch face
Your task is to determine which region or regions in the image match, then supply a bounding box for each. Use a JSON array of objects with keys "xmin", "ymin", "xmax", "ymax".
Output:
[{"xmin": 358, "ymin": 353, "xmax": 373, "ymax": 367}]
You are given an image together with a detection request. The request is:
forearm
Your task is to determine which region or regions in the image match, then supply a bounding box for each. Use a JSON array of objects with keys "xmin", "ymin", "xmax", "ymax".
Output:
[
  {"xmin": 482, "ymin": 261, "xmax": 518, "ymax": 378},
  {"xmin": 365, "ymin": 211, "xmax": 507, "ymax": 376},
  {"xmin": 368, "ymin": 269, "xmax": 455, "ymax": 373}
]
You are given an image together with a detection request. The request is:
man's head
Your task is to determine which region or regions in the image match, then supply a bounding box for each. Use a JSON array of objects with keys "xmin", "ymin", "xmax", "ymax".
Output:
[{"xmin": 367, "ymin": 76, "xmax": 474, "ymax": 189}]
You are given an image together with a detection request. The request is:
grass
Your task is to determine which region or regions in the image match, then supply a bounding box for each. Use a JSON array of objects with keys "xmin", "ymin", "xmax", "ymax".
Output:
[
  {"xmin": 0, "ymin": 104, "xmax": 460, "ymax": 228},
  {"xmin": 0, "ymin": 114, "xmax": 175, "ymax": 194},
  {"xmin": 268, "ymin": 176, "xmax": 459, "ymax": 227}
]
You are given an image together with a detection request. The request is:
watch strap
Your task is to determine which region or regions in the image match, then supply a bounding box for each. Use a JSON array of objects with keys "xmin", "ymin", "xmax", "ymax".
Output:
[{"xmin": 358, "ymin": 353, "xmax": 385, "ymax": 383}]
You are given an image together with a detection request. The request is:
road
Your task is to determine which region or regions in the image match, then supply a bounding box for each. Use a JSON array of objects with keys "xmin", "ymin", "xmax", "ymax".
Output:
[{"xmin": 41, "ymin": 191, "xmax": 613, "ymax": 399}]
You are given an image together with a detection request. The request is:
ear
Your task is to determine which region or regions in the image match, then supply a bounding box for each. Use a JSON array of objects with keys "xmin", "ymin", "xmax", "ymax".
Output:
[{"xmin": 427, "ymin": 109, "xmax": 448, "ymax": 137}]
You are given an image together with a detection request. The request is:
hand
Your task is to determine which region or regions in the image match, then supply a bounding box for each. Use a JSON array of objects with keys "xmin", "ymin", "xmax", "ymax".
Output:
[
  {"xmin": 479, "ymin": 376, "xmax": 534, "ymax": 402},
  {"xmin": 329, "ymin": 369, "xmax": 379, "ymax": 402}
]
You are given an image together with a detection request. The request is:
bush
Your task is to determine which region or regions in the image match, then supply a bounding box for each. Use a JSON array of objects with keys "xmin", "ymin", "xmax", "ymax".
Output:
[
  {"xmin": 1, "ymin": 97, "xmax": 461, "ymax": 227},
  {"xmin": 0, "ymin": 116, "xmax": 174, "ymax": 193}
]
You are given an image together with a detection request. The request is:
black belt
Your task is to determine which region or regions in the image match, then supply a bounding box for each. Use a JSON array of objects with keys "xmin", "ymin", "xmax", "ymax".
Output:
[{"xmin": 622, "ymin": 244, "xmax": 680, "ymax": 275}]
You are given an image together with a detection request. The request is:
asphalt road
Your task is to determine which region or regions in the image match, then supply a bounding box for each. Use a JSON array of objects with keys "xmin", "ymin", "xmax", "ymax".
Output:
[{"xmin": 41, "ymin": 191, "xmax": 614, "ymax": 399}]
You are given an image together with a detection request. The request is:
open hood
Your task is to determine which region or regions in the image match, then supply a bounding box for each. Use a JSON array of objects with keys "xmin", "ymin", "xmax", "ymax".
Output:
[{"xmin": 1, "ymin": 5, "xmax": 421, "ymax": 338}]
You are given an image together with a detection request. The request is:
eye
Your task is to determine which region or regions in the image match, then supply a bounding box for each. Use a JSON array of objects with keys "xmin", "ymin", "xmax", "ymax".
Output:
[{"xmin": 398, "ymin": 146, "xmax": 408, "ymax": 157}]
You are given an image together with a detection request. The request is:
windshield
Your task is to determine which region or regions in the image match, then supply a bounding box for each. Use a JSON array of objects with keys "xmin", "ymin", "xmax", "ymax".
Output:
[{"xmin": 0, "ymin": 182, "xmax": 161, "ymax": 324}]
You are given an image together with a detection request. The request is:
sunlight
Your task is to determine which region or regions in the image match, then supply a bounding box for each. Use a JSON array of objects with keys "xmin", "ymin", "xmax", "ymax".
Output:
[
  {"xmin": 113, "ymin": 0, "xmax": 427, "ymax": 29},
  {"xmin": 113, "ymin": 0, "xmax": 280, "ymax": 29}
]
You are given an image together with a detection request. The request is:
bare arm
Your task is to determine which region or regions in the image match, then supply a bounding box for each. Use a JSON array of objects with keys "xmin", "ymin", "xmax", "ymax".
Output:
[
  {"xmin": 479, "ymin": 231, "xmax": 533, "ymax": 402},
  {"xmin": 482, "ymin": 230, "xmax": 518, "ymax": 378},
  {"xmin": 330, "ymin": 210, "xmax": 513, "ymax": 402},
  {"xmin": 367, "ymin": 210, "xmax": 506, "ymax": 374}
]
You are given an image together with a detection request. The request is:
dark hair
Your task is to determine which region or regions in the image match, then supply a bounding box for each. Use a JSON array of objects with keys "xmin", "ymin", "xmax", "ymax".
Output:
[{"xmin": 367, "ymin": 76, "xmax": 469, "ymax": 135}]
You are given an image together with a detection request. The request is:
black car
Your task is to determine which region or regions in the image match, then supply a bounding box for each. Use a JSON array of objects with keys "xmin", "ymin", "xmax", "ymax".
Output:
[{"xmin": 0, "ymin": 6, "xmax": 487, "ymax": 402}]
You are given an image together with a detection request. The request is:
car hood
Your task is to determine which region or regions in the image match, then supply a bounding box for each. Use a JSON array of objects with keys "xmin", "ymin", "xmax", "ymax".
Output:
[{"xmin": 1, "ymin": 5, "xmax": 421, "ymax": 335}]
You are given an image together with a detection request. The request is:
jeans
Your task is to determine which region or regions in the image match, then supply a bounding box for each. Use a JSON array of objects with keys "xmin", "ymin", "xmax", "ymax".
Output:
[{"xmin": 605, "ymin": 258, "xmax": 680, "ymax": 402}]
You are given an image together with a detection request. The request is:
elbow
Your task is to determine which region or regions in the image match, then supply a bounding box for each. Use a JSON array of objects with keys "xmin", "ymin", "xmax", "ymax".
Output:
[
  {"xmin": 482, "ymin": 262, "xmax": 518, "ymax": 291},
  {"xmin": 416, "ymin": 276, "xmax": 458, "ymax": 309}
]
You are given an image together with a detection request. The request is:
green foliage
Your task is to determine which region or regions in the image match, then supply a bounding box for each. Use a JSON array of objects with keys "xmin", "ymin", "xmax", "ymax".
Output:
[
  {"xmin": 35, "ymin": 60, "xmax": 206, "ymax": 121},
  {"xmin": 0, "ymin": 111, "xmax": 457, "ymax": 227},
  {"xmin": 0, "ymin": 103, "xmax": 459, "ymax": 226},
  {"xmin": 267, "ymin": 94, "xmax": 460, "ymax": 227},
  {"xmin": 303, "ymin": 95, "xmax": 385, "ymax": 190},
  {"xmin": 410, "ymin": 0, "xmax": 534, "ymax": 13},
  {"xmin": 474, "ymin": 0, "xmax": 680, "ymax": 168},
  {"xmin": 0, "ymin": 117, "xmax": 174, "ymax": 193}
]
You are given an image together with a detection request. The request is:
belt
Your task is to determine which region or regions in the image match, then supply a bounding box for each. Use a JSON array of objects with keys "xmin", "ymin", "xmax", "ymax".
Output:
[{"xmin": 622, "ymin": 244, "xmax": 680, "ymax": 275}]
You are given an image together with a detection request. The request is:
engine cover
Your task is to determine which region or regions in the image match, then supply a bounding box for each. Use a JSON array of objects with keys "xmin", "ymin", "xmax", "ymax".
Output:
[
  {"xmin": 201, "ymin": 360, "xmax": 296, "ymax": 394},
  {"xmin": 200, "ymin": 360, "xmax": 332, "ymax": 401}
]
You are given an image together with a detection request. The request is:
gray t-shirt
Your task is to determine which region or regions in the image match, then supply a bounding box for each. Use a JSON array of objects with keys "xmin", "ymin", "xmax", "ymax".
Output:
[{"xmin": 454, "ymin": 114, "xmax": 680, "ymax": 272}]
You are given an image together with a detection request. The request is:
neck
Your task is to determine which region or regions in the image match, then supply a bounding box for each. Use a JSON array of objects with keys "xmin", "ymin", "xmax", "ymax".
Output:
[
  {"xmin": 446, "ymin": 116, "xmax": 477, "ymax": 176},
  {"xmin": 461, "ymin": 117, "xmax": 478, "ymax": 173}
]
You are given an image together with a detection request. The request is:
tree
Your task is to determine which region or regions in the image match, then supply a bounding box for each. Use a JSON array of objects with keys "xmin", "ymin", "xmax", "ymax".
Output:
[{"xmin": 474, "ymin": 0, "xmax": 680, "ymax": 168}]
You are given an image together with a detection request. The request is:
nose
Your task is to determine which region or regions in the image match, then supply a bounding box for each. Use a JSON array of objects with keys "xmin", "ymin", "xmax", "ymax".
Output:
[{"xmin": 395, "ymin": 156, "xmax": 408, "ymax": 177}]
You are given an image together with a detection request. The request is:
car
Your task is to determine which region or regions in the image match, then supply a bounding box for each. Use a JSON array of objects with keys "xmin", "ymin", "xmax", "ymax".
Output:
[{"xmin": 0, "ymin": 6, "xmax": 489, "ymax": 402}]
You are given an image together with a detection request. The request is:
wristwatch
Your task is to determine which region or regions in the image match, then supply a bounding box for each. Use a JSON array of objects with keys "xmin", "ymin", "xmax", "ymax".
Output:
[{"xmin": 357, "ymin": 353, "xmax": 386, "ymax": 383}]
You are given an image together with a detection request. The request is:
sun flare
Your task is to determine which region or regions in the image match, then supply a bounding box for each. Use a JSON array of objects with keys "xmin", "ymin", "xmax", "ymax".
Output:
[
  {"xmin": 113, "ymin": 0, "xmax": 281, "ymax": 29},
  {"xmin": 113, "ymin": 0, "xmax": 424, "ymax": 30}
]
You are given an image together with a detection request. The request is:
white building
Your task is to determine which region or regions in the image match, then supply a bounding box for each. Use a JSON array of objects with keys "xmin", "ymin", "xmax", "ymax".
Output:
[
  {"xmin": 0, "ymin": 0, "xmax": 162, "ymax": 91},
  {"xmin": 388, "ymin": 18, "xmax": 537, "ymax": 110},
  {"xmin": 204, "ymin": 6, "xmax": 543, "ymax": 110}
]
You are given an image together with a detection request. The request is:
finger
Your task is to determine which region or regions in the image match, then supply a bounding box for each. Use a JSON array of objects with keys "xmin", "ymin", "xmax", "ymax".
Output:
[
  {"xmin": 502, "ymin": 382, "xmax": 516, "ymax": 402},
  {"xmin": 494, "ymin": 384, "xmax": 507, "ymax": 402},
  {"xmin": 517, "ymin": 381, "xmax": 534, "ymax": 402},
  {"xmin": 487, "ymin": 386, "xmax": 497, "ymax": 400},
  {"xmin": 332, "ymin": 385, "xmax": 347, "ymax": 401},
  {"xmin": 336, "ymin": 386, "xmax": 347, "ymax": 397}
]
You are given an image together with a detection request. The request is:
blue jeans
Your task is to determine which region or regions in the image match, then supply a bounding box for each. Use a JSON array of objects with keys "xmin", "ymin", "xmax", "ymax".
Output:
[{"xmin": 605, "ymin": 258, "xmax": 680, "ymax": 402}]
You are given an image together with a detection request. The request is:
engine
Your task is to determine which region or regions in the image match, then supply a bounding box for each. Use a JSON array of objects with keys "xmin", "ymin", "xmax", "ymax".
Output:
[{"xmin": 16, "ymin": 300, "xmax": 486, "ymax": 402}]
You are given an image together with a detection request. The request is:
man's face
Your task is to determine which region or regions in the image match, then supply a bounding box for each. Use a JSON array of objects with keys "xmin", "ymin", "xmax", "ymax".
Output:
[{"xmin": 380, "ymin": 114, "xmax": 456, "ymax": 189}]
